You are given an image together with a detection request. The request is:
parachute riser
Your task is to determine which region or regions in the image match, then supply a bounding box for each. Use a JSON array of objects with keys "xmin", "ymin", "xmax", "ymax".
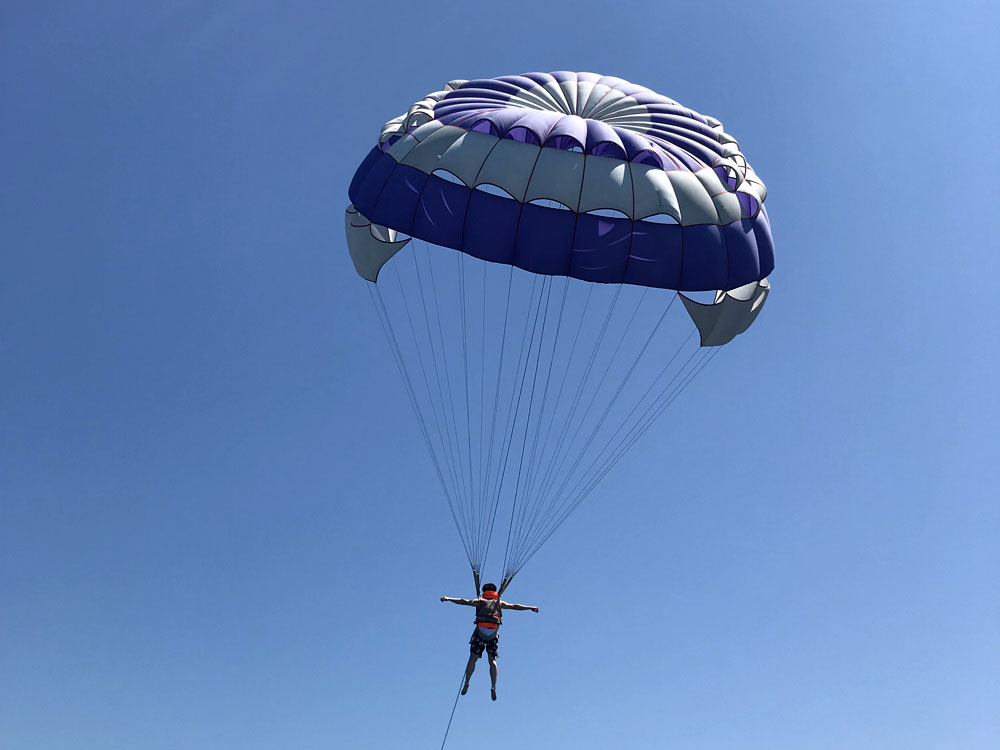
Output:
[{"xmin": 498, "ymin": 575, "xmax": 514, "ymax": 597}]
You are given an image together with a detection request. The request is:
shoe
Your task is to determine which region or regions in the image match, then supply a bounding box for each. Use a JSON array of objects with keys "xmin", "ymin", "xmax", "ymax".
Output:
[
  {"xmin": 461, "ymin": 683, "xmax": 469, "ymax": 696},
  {"xmin": 491, "ymin": 687, "xmax": 497, "ymax": 701}
]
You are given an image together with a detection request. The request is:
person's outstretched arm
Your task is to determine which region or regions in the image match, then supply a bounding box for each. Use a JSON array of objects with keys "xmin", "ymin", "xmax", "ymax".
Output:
[
  {"xmin": 500, "ymin": 601, "xmax": 539, "ymax": 612},
  {"xmin": 441, "ymin": 596, "xmax": 476, "ymax": 605}
]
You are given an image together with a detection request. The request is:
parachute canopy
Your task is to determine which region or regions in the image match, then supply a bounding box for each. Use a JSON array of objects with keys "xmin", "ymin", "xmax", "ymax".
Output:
[
  {"xmin": 346, "ymin": 72, "xmax": 773, "ymax": 591},
  {"xmin": 349, "ymin": 71, "xmax": 772, "ymax": 295}
]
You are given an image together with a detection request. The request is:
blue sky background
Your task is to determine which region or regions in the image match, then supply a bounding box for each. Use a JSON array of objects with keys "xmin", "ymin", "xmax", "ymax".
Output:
[{"xmin": 2, "ymin": 1, "xmax": 998, "ymax": 748}]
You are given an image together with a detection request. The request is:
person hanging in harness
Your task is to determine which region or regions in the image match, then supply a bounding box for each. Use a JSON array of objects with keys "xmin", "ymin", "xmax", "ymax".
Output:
[{"xmin": 440, "ymin": 583, "xmax": 539, "ymax": 701}]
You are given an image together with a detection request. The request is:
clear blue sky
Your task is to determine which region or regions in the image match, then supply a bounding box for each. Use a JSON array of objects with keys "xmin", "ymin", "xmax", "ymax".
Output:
[{"xmin": 2, "ymin": 2, "xmax": 998, "ymax": 748}]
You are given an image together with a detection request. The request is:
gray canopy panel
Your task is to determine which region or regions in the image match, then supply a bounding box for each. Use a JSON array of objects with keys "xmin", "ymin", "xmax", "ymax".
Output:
[
  {"xmin": 680, "ymin": 279, "xmax": 769, "ymax": 346},
  {"xmin": 345, "ymin": 204, "xmax": 410, "ymax": 283}
]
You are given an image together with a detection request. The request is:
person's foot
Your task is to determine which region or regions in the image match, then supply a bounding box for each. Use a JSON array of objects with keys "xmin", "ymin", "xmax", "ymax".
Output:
[
  {"xmin": 461, "ymin": 682, "xmax": 469, "ymax": 696},
  {"xmin": 491, "ymin": 687, "xmax": 497, "ymax": 701}
]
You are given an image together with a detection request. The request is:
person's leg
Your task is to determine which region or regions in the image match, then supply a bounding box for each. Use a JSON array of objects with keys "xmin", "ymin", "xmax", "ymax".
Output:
[
  {"xmin": 488, "ymin": 653, "xmax": 498, "ymax": 700},
  {"xmin": 464, "ymin": 652, "xmax": 478, "ymax": 687},
  {"xmin": 463, "ymin": 633, "xmax": 483, "ymax": 695}
]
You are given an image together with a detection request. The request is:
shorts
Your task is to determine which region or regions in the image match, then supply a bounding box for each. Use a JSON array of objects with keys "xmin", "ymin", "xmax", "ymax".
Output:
[{"xmin": 469, "ymin": 627, "xmax": 499, "ymax": 659}]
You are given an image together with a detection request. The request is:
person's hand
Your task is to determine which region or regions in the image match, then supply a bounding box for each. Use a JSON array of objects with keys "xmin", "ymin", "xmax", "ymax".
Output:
[
  {"xmin": 531, "ymin": 606, "xmax": 539, "ymax": 613},
  {"xmin": 440, "ymin": 597, "xmax": 447, "ymax": 602}
]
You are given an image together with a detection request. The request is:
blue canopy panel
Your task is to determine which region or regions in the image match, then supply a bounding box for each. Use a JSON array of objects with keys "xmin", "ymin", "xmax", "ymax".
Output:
[{"xmin": 347, "ymin": 146, "xmax": 773, "ymax": 292}]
